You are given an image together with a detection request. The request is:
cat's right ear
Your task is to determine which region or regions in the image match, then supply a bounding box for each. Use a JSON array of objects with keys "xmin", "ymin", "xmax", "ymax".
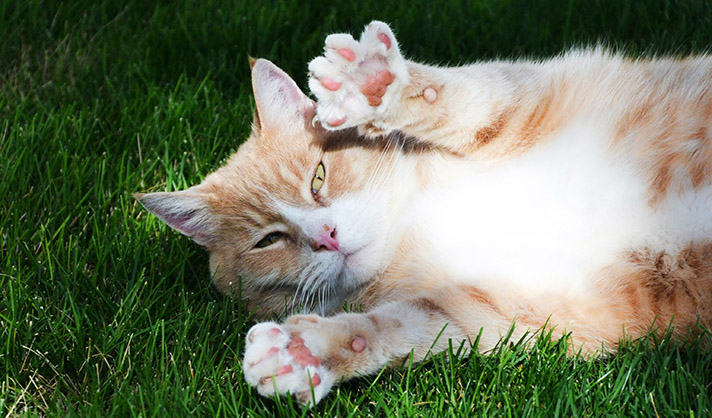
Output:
[
  {"xmin": 251, "ymin": 58, "xmax": 316, "ymax": 133},
  {"xmin": 135, "ymin": 188, "xmax": 216, "ymax": 247}
]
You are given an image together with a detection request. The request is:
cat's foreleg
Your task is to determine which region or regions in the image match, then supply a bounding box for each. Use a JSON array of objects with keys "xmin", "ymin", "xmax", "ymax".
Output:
[
  {"xmin": 242, "ymin": 286, "xmax": 514, "ymax": 406},
  {"xmin": 309, "ymin": 21, "xmax": 515, "ymax": 154}
]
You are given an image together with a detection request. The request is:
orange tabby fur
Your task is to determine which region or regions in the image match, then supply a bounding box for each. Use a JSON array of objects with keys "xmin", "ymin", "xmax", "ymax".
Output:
[{"xmin": 138, "ymin": 22, "xmax": 712, "ymax": 405}]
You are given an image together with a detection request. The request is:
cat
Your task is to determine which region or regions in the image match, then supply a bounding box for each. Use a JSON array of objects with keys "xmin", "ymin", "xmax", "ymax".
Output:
[{"xmin": 137, "ymin": 21, "xmax": 712, "ymax": 405}]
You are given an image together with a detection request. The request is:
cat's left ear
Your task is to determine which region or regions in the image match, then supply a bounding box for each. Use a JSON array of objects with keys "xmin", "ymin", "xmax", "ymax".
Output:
[
  {"xmin": 251, "ymin": 58, "xmax": 317, "ymax": 133},
  {"xmin": 135, "ymin": 187, "xmax": 217, "ymax": 247}
]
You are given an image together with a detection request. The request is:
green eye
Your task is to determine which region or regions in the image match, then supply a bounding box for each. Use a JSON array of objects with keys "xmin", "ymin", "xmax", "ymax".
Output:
[
  {"xmin": 254, "ymin": 232, "xmax": 283, "ymax": 248},
  {"xmin": 311, "ymin": 162, "xmax": 326, "ymax": 195}
]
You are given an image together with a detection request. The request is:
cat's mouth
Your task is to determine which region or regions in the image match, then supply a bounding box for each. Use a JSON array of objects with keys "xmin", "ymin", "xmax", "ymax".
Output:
[
  {"xmin": 336, "ymin": 245, "xmax": 373, "ymax": 283},
  {"xmin": 342, "ymin": 245, "xmax": 365, "ymax": 260},
  {"xmin": 338, "ymin": 243, "xmax": 370, "ymax": 266}
]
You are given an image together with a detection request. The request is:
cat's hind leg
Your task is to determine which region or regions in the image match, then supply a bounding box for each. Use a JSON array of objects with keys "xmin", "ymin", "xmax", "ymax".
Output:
[{"xmin": 308, "ymin": 21, "xmax": 410, "ymax": 132}]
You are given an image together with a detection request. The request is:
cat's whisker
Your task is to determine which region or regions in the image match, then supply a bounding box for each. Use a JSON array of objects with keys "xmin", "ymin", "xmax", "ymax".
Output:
[
  {"xmin": 317, "ymin": 284, "xmax": 331, "ymax": 315},
  {"xmin": 293, "ymin": 259, "xmax": 333, "ymax": 313},
  {"xmin": 363, "ymin": 137, "xmax": 390, "ymax": 190},
  {"xmin": 293, "ymin": 262, "xmax": 318, "ymax": 312},
  {"xmin": 253, "ymin": 269, "xmax": 281, "ymax": 290},
  {"xmin": 372, "ymin": 138, "xmax": 414, "ymax": 271},
  {"xmin": 364, "ymin": 135, "xmax": 396, "ymax": 193},
  {"xmin": 375, "ymin": 135, "xmax": 404, "ymax": 192},
  {"xmin": 302, "ymin": 264, "xmax": 322, "ymax": 305},
  {"xmin": 362, "ymin": 135, "xmax": 403, "ymax": 210}
]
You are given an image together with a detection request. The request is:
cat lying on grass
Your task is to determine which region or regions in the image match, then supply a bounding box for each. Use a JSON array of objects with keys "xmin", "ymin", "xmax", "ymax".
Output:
[{"xmin": 137, "ymin": 21, "xmax": 712, "ymax": 405}]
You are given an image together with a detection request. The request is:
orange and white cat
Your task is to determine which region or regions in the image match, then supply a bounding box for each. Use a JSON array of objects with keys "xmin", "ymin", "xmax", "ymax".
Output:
[{"xmin": 137, "ymin": 21, "xmax": 712, "ymax": 405}]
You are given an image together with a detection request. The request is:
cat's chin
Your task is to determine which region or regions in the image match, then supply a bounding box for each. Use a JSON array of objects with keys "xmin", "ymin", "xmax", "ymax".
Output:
[{"xmin": 315, "ymin": 252, "xmax": 373, "ymax": 314}]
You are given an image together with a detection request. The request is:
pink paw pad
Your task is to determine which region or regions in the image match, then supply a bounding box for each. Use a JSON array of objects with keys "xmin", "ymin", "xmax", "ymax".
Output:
[
  {"xmin": 362, "ymin": 75, "xmax": 387, "ymax": 97},
  {"xmin": 376, "ymin": 70, "xmax": 395, "ymax": 85},
  {"xmin": 423, "ymin": 87, "xmax": 438, "ymax": 103},
  {"xmin": 337, "ymin": 48, "xmax": 356, "ymax": 62},
  {"xmin": 288, "ymin": 337, "xmax": 322, "ymax": 367},
  {"xmin": 321, "ymin": 77, "xmax": 342, "ymax": 91},
  {"xmin": 351, "ymin": 336, "xmax": 367, "ymax": 352},
  {"xmin": 377, "ymin": 33, "xmax": 391, "ymax": 49},
  {"xmin": 361, "ymin": 70, "xmax": 395, "ymax": 106},
  {"xmin": 276, "ymin": 364, "xmax": 293, "ymax": 375},
  {"xmin": 327, "ymin": 115, "xmax": 347, "ymax": 127}
]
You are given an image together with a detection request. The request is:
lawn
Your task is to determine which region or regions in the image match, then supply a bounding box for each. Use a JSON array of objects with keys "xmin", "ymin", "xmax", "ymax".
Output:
[{"xmin": 2, "ymin": 0, "xmax": 712, "ymax": 416}]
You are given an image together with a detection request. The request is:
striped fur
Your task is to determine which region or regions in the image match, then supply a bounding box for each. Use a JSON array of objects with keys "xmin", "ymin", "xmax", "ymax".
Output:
[{"xmin": 139, "ymin": 22, "xmax": 712, "ymax": 405}]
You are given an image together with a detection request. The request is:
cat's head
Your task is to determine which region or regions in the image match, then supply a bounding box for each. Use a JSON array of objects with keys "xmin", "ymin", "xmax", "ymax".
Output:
[{"xmin": 137, "ymin": 59, "xmax": 399, "ymax": 317}]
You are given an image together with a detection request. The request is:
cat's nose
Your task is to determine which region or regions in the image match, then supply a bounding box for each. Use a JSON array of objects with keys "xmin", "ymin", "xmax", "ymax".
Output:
[{"xmin": 313, "ymin": 225, "xmax": 339, "ymax": 252}]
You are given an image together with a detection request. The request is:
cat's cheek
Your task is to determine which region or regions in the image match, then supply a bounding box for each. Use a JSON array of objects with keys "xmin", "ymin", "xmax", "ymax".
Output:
[{"xmin": 208, "ymin": 242, "xmax": 300, "ymax": 291}]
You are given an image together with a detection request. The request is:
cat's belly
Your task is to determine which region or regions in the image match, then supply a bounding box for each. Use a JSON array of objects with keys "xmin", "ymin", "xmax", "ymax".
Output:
[{"xmin": 408, "ymin": 123, "xmax": 712, "ymax": 294}]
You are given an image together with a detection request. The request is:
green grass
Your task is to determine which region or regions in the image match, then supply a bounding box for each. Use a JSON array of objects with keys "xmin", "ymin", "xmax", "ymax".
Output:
[{"xmin": 2, "ymin": 0, "xmax": 712, "ymax": 416}]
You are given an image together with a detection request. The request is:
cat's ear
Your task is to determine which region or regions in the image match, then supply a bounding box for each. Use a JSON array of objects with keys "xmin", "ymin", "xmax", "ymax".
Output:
[
  {"xmin": 135, "ymin": 188, "xmax": 217, "ymax": 246},
  {"xmin": 251, "ymin": 58, "xmax": 316, "ymax": 132}
]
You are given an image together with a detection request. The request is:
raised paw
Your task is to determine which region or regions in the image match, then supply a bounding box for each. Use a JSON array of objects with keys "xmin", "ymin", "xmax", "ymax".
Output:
[
  {"xmin": 308, "ymin": 21, "xmax": 410, "ymax": 131},
  {"xmin": 243, "ymin": 321, "xmax": 334, "ymax": 406}
]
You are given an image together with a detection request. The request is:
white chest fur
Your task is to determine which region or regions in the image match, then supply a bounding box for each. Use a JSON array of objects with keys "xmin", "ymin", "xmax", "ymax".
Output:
[{"xmin": 408, "ymin": 121, "xmax": 712, "ymax": 295}]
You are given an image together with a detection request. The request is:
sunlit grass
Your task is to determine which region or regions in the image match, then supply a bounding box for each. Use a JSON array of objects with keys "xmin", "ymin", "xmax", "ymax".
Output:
[{"xmin": 2, "ymin": 0, "xmax": 711, "ymax": 416}]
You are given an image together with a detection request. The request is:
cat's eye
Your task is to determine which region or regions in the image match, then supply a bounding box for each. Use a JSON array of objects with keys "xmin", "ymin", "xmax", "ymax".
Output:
[
  {"xmin": 254, "ymin": 232, "xmax": 284, "ymax": 249},
  {"xmin": 311, "ymin": 162, "xmax": 326, "ymax": 196}
]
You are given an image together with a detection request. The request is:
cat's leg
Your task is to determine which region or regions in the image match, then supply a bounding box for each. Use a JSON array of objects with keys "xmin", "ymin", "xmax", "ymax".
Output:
[
  {"xmin": 242, "ymin": 285, "xmax": 519, "ymax": 406},
  {"xmin": 308, "ymin": 21, "xmax": 519, "ymax": 154}
]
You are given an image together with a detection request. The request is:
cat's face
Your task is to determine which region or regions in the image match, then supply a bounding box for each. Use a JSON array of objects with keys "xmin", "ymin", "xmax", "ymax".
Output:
[{"xmin": 137, "ymin": 60, "xmax": 397, "ymax": 316}]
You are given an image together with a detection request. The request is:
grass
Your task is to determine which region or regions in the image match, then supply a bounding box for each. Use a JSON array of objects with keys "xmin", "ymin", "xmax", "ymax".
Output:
[{"xmin": 2, "ymin": 0, "xmax": 712, "ymax": 416}]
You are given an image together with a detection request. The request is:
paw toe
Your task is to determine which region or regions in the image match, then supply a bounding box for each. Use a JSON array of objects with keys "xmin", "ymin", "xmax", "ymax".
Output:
[
  {"xmin": 246, "ymin": 322, "xmax": 288, "ymax": 347},
  {"xmin": 325, "ymin": 33, "xmax": 358, "ymax": 49},
  {"xmin": 361, "ymin": 21, "xmax": 398, "ymax": 54},
  {"xmin": 320, "ymin": 77, "xmax": 342, "ymax": 91},
  {"xmin": 377, "ymin": 32, "xmax": 392, "ymax": 50},
  {"xmin": 337, "ymin": 48, "xmax": 357, "ymax": 62},
  {"xmin": 325, "ymin": 33, "xmax": 361, "ymax": 63}
]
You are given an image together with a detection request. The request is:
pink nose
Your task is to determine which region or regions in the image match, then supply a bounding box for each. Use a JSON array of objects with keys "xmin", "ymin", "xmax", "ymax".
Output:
[{"xmin": 314, "ymin": 225, "xmax": 339, "ymax": 252}]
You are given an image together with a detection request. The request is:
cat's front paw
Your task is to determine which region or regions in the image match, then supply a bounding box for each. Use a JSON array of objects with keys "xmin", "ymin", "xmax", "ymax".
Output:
[
  {"xmin": 242, "ymin": 320, "xmax": 335, "ymax": 406},
  {"xmin": 308, "ymin": 21, "xmax": 410, "ymax": 132}
]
